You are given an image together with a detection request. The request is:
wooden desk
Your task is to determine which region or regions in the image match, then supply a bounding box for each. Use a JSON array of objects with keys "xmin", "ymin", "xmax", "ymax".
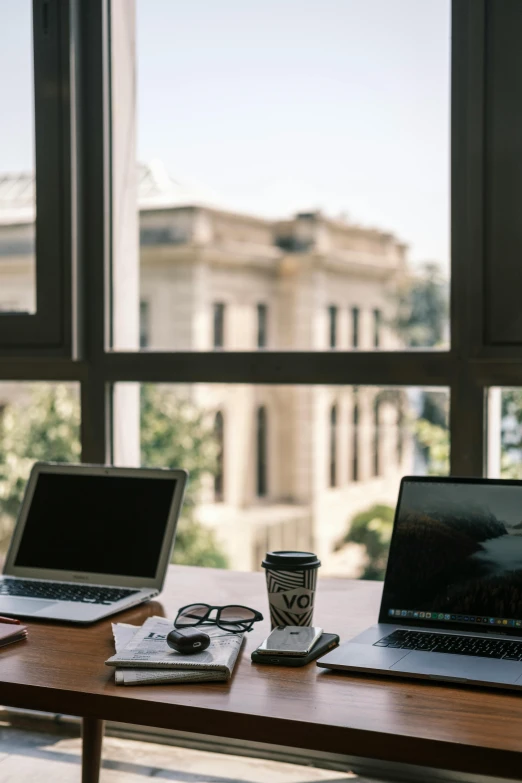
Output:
[{"xmin": 1, "ymin": 566, "xmax": 522, "ymax": 783}]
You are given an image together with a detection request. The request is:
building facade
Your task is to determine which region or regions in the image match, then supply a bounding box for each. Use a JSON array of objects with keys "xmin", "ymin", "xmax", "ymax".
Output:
[{"xmin": 0, "ymin": 164, "xmax": 412, "ymax": 574}]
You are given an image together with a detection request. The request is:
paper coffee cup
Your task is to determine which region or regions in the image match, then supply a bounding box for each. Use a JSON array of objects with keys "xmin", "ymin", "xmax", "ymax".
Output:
[{"xmin": 261, "ymin": 551, "xmax": 321, "ymax": 628}]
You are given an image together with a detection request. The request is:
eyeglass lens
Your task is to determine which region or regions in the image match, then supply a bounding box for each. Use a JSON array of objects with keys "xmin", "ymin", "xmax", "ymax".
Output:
[
  {"xmin": 219, "ymin": 605, "xmax": 256, "ymax": 630},
  {"xmin": 176, "ymin": 604, "xmax": 209, "ymax": 626}
]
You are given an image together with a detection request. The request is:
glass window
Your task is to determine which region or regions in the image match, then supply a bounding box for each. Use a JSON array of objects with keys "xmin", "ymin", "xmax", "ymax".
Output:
[
  {"xmin": 257, "ymin": 303, "xmax": 268, "ymax": 348},
  {"xmin": 488, "ymin": 388, "xmax": 522, "ymax": 479},
  {"xmin": 115, "ymin": 0, "xmax": 450, "ymax": 351},
  {"xmin": 352, "ymin": 395, "xmax": 360, "ymax": 482},
  {"xmin": 373, "ymin": 308, "xmax": 382, "ymax": 349},
  {"xmin": 329, "ymin": 403, "xmax": 338, "ymax": 486},
  {"xmin": 0, "ymin": 382, "xmax": 80, "ymax": 564},
  {"xmin": 256, "ymin": 405, "xmax": 268, "ymax": 498},
  {"xmin": 397, "ymin": 396, "xmax": 404, "ymax": 464},
  {"xmin": 0, "ymin": 1, "xmax": 36, "ymax": 314},
  {"xmin": 213, "ymin": 302, "xmax": 225, "ymax": 349},
  {"xmin": 373, "ymin": 396, "xmax": 381, "ymax": 476},
  {"xmin": 139, "ymin": 300, "xmax": 150, "ymax": 348},
  {"xmin": 328, "ymin": 305, "xmax": 337, "ymax": 349},
  {"xmin": 214, "ymin": 411, "xmax": 224, "ymax": 502},
  {"xmin": 351, "ymin": 306, "xmax": 360, "ymax": 349},
  {"xmin": 120, "ymin": 382, "xmax": 448, "ymax": 577}
]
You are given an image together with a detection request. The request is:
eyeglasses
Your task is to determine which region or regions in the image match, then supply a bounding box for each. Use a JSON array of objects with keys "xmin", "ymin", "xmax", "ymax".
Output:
[{"xmin": 174, "ymin": 603, "xmax": 263, "ymax": 633}]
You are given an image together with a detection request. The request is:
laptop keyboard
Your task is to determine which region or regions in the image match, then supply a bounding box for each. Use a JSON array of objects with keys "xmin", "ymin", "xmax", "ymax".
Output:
[
  {"xmin": 374, "ymin": 629, "xmax": 522, "ymax": 661},
  {"xmin": 0, "ymin": 578, "xmax": 139, "ymax": 605}
]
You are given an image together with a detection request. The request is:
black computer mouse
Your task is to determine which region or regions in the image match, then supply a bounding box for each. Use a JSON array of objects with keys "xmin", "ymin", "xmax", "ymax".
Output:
[{"xmin": 167, "ymin": 627, "xmax": 211, "ymax": 654}]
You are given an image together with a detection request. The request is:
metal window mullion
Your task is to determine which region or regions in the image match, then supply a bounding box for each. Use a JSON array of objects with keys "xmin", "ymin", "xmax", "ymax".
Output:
[
  {"xmin": 449, "ymin": 0, "xmax": 487, "ymax": 476},
  {"xmin": 98, "ymin": 351, "xmax": 456, "ymax": 386},
  {"xmin": 78, "ymin": 0, "xmax": 112, "ymax": 464}
]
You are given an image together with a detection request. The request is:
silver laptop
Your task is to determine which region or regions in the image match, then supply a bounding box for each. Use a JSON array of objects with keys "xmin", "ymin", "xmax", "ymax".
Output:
[
  {"xmin": 319, "ymin": 476, "xmax": 522, "ymax": 690},
  {"xmin": 0, "ymin": 462, "xmax": 187, "ymax": 623}
]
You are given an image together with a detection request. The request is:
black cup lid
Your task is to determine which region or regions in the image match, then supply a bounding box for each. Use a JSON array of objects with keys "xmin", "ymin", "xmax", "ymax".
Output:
[{"xmin": 261, "ymin": 550, "xmax": 321, "ymax": 570}]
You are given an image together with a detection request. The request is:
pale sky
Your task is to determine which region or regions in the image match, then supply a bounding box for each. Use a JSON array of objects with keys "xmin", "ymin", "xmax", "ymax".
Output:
[{"xmin": 0, "ymin": 0, "xmax": 450, "ymax": 268}]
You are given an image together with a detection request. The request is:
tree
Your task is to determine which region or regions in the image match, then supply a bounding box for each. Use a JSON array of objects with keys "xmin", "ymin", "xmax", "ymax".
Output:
[
  {"xmin": 0, "ymin": 384, "xmax": 228, "ymax": 567},
  {"xmin": 340, "ymin": 504, "xmax": 395, "ymax": 580},
  {"xmin": 414, "ymin": 418, "xmax": 449, "ymax": 476},
  {"xmin": 140, "ymin": 385, "xmax": 228, "ymax": 567},
  {"xmin": 391, "ymin": 262, "xmax": 450, "ymax": 474},
  {"xmin": 499, "ymin": 389, "xmax": 522, "ymax": 478},
  {"xmin": 392, "ymin": 261, "xmax": 449, "ymax": 349},
  {"xmin": 0, "ymin": 385, "xmax": 81, "ymax": 537}
]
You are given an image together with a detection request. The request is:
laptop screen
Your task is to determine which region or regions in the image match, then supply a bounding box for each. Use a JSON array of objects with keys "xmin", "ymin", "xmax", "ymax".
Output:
[
  {"xmin": 13, "ymin": 472, "xmax": 177, "ymax": 579},
  {"xmin": 380, "ymin": 478, "xmax": 522, "ymax": 631}
]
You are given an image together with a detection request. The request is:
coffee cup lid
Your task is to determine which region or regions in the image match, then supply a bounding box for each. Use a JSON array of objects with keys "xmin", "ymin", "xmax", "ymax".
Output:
[{"xmin": 261, "ymin": 551, "xmax": 321, "ymax": 571}]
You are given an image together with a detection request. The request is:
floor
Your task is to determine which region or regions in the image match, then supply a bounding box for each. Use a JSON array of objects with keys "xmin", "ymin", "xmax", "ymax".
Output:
[{"xmin": 0, "ymin": 711, "xmax": 376, "ymax": 783}]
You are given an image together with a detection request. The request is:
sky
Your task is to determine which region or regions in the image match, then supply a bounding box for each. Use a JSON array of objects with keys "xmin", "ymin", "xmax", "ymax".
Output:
[{"xmin": 0, "ymin": 0, "xmax": 450, "ymax": 268}]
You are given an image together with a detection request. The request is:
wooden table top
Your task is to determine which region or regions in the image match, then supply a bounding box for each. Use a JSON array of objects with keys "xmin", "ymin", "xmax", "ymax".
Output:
[{"xmin": 1, "ymin": 565, "xmax": 522, "ymax": 779}]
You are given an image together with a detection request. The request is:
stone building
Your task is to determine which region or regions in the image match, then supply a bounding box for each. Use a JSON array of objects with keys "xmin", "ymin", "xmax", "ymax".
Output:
[{"xmin": 0, "ymin": 163, "xmax": 412, "ymax": 574}]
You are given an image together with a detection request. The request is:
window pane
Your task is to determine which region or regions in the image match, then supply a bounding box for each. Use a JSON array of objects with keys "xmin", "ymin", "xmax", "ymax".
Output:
[
  {"xmin": 488, "ymin": 388, "xmax": 522, "ymax": 479},
  {"xmin": 0, "ymin": 1, "xmax": 36, "ymax": 313},
  {"xmin": 0, "ymin": 383, "xmax": 80, "ymax": 565},
  {"xmin": 115, "ymin": 383, "xmax": 449, "ymax": 577},
  {"xmin": 112, "ymin": 0, "xmax": 450, "ymax": 351}
]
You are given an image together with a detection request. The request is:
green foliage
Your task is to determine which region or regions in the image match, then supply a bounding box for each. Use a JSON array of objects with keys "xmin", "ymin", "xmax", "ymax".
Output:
[
  {"xmin": 140, "ymin": 384, "xmax": 228, "ymax": 567},
  {"xmin": 500, "ymin": 389, "xmax": 522, "ymax": 478},
  {"xmin": 342, "ymin": 504, "xmax": 395, "ymax": 580},
  {"xmin": 390, "ymin": 263, "xmax": 450, "ymax": 474},
  {"xmin": 0, "ymin": 385, "xmax": 80, "ymax": 527},
  {"xmin": 172, "ymin": 518, "xmax": 228, "ymax": 569},
  {"xmin": 414, "ymin": 419, "xmax": 450, "ymax": 476},
  {"xmin": 392, "ymin": 262, "xmax": 449, "ymax": 348},
  {"xmin": 140, "ymin": 385, "xmax": 217, "ymax": 516},
  {"xmin": 0, "ymin": 384, "xmax": 228, "ymax": 568}
]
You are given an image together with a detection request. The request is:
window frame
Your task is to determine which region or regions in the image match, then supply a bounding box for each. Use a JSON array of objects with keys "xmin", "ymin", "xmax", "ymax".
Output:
[
  {"xmin": 0, "ymin": 0, "xmax": 81, "ymax": 357},
  {"xmin": 1, "ymin": 0, "xmax": 516, "ymax": 492}
]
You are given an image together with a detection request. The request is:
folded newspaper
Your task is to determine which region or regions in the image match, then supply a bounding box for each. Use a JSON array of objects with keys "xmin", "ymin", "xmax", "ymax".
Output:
[{"xmin": 106, "ymin": 616, "xmax": 245, "ymax": 686}]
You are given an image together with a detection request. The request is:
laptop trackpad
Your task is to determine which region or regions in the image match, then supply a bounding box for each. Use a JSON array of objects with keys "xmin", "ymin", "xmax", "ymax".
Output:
[
  {"xmin": 0, "ymin": 597, "xmax": 56, "ymax": 616},
  {"xmin": 391, "ymin": 652, "xmax": 522, "ymax": 685}
]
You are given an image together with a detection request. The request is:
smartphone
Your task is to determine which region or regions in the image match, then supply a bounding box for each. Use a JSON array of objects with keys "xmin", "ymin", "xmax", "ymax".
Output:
[
  {"xmin": 251, "ymin": 633, "xmax": 339, "ymax": 667},
  {"xmin": 256, "ymin": 625, "xmax": 323, "ymax": 656}
]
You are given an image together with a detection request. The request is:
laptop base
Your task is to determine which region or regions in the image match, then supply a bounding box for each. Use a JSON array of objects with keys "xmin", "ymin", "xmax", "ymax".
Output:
[{"xmin": 318, "ymin": 624, "xmax": 522, "ymax": 690}]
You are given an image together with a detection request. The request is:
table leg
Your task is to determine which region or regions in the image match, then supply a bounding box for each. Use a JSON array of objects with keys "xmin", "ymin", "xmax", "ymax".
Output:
[{"xmin": 81, "ymin": 717, "xmax": 105, "ymax": 783}]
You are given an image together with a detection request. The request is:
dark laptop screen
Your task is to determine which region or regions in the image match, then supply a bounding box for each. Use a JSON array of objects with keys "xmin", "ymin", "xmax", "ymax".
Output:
[
  {"xmin": 380, "ymin": 479, "xmax": 522, "ymax": 630},
  {"xmin": 14, "ymin": 473, "xmax": 177, "ymax": 579}
]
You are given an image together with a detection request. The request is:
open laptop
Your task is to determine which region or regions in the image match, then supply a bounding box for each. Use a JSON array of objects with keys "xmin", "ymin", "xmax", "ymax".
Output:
[
  {"xmin": 319, "ymin": 476, "xmax": 522, "ymax": 690},
  {"xmin": 0, "ymin": 462, "xmax": 187, "ymax": 623}
]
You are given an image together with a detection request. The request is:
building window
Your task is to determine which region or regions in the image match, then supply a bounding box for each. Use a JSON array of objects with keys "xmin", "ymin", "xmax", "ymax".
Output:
[
  {"xmin": 214, "ymin": 411, "xmax": 224, "ymax": 502},
  {"xmin": 213, "ymin": 302, "xmax": 225, "ymax": 349},
  {"xmin": 397, "ymin": 398, "xmax": 404, "ymax": 464},
  {"xmin": 257, "ymin": 303, "xmax": 268, "ymax": 348},
  {"xmin": 351, "ymin": 307, "xmax": 360, "ymax": 349},
  {"xmin": 329, "ymin": 404, "xmax": 338, "ymax": 487},
  {"xmin": 373, "ymin": 397, "xmax": 381, "ymax": 476},
  {"xmin": 328, "ymin": 305, "xmax": 338, "ymax": 349},
  {"xmin": 352, "ymin": 399, "xmax": 359, "ymax": 482},
  {"xmin": 373, "ymin": 308, "xmax": 382, "ymax": 349},
  {"xmin": 139, "ymin": 300, "xmax": 150, "ymax": 349},
  {"xmin": 256, "ymin": 406, "xmax": 268, "ymax": 497}
]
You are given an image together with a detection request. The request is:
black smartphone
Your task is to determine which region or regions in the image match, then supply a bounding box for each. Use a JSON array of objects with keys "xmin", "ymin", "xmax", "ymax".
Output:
[{"xmin": 251, "ymin": 632, "xmax": 340, "ymax": 667}]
